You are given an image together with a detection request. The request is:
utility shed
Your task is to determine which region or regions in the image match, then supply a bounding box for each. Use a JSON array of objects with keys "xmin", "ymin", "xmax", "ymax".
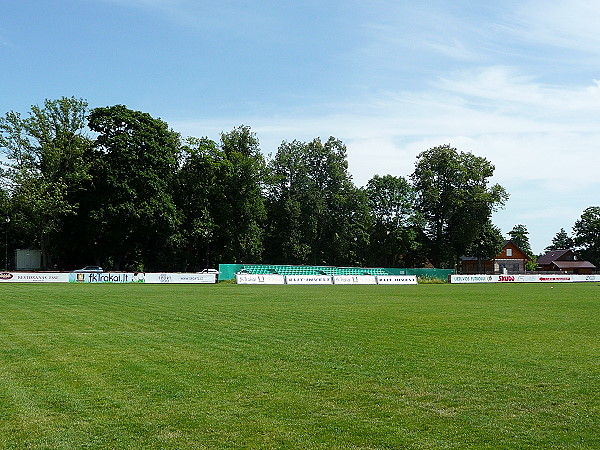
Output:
[{"xmin": 15, "ymin": 249, "xmax": 42, "ymax": 271}]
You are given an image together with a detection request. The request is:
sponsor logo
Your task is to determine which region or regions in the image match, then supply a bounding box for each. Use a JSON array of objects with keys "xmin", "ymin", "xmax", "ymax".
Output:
[
  {"xmin": 499, "ymin": 276, "xmax": 515, "ymax": 282},
  {"xmin": 0, "ymin": 272, "xmax": 13, "ymax": 280},
  {"xmin": 453, "ymin": 275, "xmax": 488, "ymax": 282},
  {"xmin": 287, "ymin": 276, "xmax": 330, "ymax": 282},
  {"xmin": 159, "ymin": 273, "xmax": 171, "ymax": 283},
  {"xmin": 85, "ymin": 273, "xmax": 145, "ymax": 283},
  {"xmin": 16, "ymin": 274, "xmax": 60, "ymax": 281}
]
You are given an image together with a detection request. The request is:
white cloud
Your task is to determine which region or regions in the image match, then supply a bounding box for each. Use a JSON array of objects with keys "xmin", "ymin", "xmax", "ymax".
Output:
[
  {"xmin": 172, "ymin": 67, "xmax": 600, "ymax": 187},
  {"xmin": 512, "ymin": 0, "xmax": 600, "ymax": 54},
  {"xmin": 437, "ymin": 67, "xmax": 600, "ymax": 114}
]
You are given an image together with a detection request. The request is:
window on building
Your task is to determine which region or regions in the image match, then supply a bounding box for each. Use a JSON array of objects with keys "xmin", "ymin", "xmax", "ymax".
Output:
[{"xmin": 506, "ymin": 248, "xmax": 512, "ymax": 257}]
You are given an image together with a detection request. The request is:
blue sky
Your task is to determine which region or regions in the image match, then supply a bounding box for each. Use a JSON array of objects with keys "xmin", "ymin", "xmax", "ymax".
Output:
[{"xmin": 2, "ymin": 0, "xmax": 599, "ymax": 253}]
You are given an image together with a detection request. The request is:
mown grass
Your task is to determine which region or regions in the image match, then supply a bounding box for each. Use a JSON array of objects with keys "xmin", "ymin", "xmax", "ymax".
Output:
[{"xmin": 0, "ymin": 283, "xmax": 598, "ymax": 449}]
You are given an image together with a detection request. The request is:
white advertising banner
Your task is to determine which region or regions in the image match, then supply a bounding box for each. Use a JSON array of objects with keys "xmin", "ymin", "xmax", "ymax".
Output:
[
  {"xmin": 0, "ymin": 271, "xmax": 218, "ymax": 284},
  {"xmin": 376, "ymin": 275, "xmax": 418, "ymax": 285},
  {"xmin": 285, "ymin": 275, "xmax": 333, "ymax": 285},
  {"xmin": 236, "ymin": 274, "xmax": 285, "ymax": 284},
  {"xmin": 0, "ymin": 272, "xmax": 69, "ymax": 283},
  {"xmin": 450, "ymin": 275, "xmax": 496, "ymax": 284},
  {"xmin": 450, "ymin": 274, "xmax": 598, "ymax": 283},
  {"xmin": 69, "ymin": 272, "xmax": 146, "ymax": 283},
  {"xmin": 69, "ymin": 272, "xmax": 218, "ymax": 284},
  {"xmin": 332, "ymin": 275, "xmax": 377, "ymax": 285},
  {"xmin": 145, "ymin": 273, "xmax": 217, "ymax": 284}
]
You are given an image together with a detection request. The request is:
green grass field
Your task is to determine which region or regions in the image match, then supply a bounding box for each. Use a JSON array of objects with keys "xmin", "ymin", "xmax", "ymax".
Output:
[{"xmin": 0, "ymin": 283, "xmax": 598, "ymax": 449}]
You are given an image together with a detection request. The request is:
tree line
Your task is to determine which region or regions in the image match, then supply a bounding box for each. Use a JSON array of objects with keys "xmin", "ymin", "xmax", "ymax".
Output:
[{"xmin": 0, "ymin": 97, "xmax": 597, "ymax": 271}]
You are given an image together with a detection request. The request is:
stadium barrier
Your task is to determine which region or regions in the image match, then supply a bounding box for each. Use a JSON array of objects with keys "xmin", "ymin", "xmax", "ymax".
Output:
[
  {"xmin": 450, "ymin": 274, "xmax": 598, "ymax": 283},
  {"xmin": 234, "ymin": 273, "xmax": 418, "ymax": 285},
  {"xmin": 0, "ymin": 272, "xmax": 218, "ymax": 284}
]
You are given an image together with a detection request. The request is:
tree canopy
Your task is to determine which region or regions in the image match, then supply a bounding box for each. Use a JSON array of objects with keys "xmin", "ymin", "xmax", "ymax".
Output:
[
  {"xmin": 0, "ymin": 97, "xmax": 92, "ymax": 268},
  {"xmin": 2, "ymin": 98, "xmax": 517, "ymax": 271},
  {"xmin": 411, "ymin": 144, "xmax": 508, "ymax": 268},
  {"xmin": 573, "ymin": 206, "xmax": 600, "ymax": 266}
]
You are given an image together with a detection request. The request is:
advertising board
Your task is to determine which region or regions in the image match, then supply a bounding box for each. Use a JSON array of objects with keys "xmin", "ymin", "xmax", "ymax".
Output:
[
  {"xmin": 450, "ymin": 275, "xmax": 495, "ymax": 284},
  {"xmin": 376, "ymin": 275, "xmax": 418, "ymax": 285},
  {"xmin": 69, "ymin": 272, "xmax": 146, "ymax": 283},
  {"xmin": 145, "ymin": 273, "xmax": 218, "ymax": 284},
  {"xmin": 0, "ymin": 272, "xmax": 69, "ymax": 283},
  {"xmin": 332, "ymin": 275, "xmax": 377, "ymax": 285},
  {"xmin": 69, "ymin": 272, "xmax": 218, "ymax": 284},
  {"xmin": 450, "ymin": 274, "xmax": 597, "ymax": 283},
  {"xmin": 0, "ymin": 271, "xmax": 217, "ymax": 284},
  {"xmin": 235, "ymin": 274, "xmax": 285, "ymax": 284},
  {"xmin": 285, "ymin": 275, "xmax": 333, "ymax": 285}
]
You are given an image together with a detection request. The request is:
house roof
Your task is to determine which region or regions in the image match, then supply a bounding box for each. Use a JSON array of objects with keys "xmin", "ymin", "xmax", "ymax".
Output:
[
  {"xmin": 537, "ymin": 249, "xmax": 572, "ymax": 265},
  {"xmin": 552, "ymin": 260, "xmax": 596, "ymax": 269}
]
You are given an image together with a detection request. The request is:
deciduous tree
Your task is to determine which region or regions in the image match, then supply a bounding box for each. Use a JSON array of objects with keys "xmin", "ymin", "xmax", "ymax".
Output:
[
  {"xmin": 87, "ymin": 105, "xmax": 181, "ymax": 270},
  {"xmin": 175, "ymin": 136, "xmax": 221, "ymax": 271},
  {"xmin": 0, "ymin": 97, "xmax": 92, "ymax": 268},
  {"xmin": 411, "ymin": 144, "xmax": 508, "ymax": 268},
  {"xmin": 266, "ymin": 137, "xmax": 367, "ymax": 266},
  {"xmin": 464, "ymin": 221, "xmax": 505, "ymax": 272},
  {"xmin": 365, "ymin": 174, "xmax": 424, "ymax": 267},
  {"xmin": 212, "ymin": 126, "xmax": 266, "ymax": 263},
  {"xmin": 573, "ymin": 206, "xmax": 600, "ymax": 266}
]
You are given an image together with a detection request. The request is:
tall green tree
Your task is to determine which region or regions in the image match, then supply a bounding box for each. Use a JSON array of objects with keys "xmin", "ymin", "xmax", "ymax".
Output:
[
  {"xmin": 545, "ymin": 228, "xmax": 575, "ymax": 251},
  {"xmin": 464, "ymin": 221, "xmax": 505, "ymax": 272},
  {"xmin": 175, "ymin": 136, "xmax": 222, "ymax": 271},
  {"xmin": 211, "ymin": 125, "xmax": 266, "ymax": 263},
  {"xmin": 266, "ymin": 137, "xmax": 368, "ymax": 266},
  {"xmin": 365, "ymin": 174, "xmax": 424, "ymax": 267},
  {"xmin": 411, "ymin": 144, "xmax": 508, "ymax": 268},
  {"xmin": 87, "ymin": 105, "xmax": 182, "ymax": 271},
  {"xmin": 573, "ymin": 206, "xmax": 600, "ymax": 266},
  {"xmin": 265, "ymin": 140, "xmax": 317, "ymax": 264},
  {"xmin": 0, "ymin": 97, "xmax": 92, "ymax": 268}
]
